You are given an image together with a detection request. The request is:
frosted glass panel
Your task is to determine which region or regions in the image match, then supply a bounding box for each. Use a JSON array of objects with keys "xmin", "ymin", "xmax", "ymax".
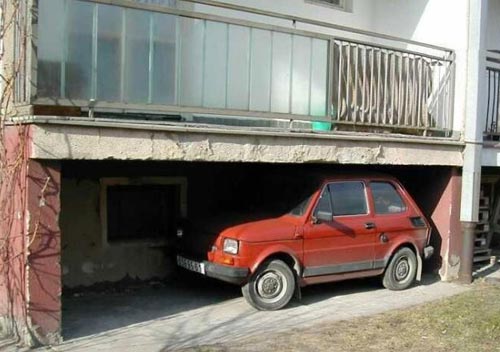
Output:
[
  {"xmin": 249, "ymin": 29, "xmax": 272, "ymax": 112},
  {"xmin": 37, "ymin": 0, "xmax": 330, "ymax": 118},
  {"xmin": 271, "ymin": 32, "xmax": 292, "ymax": 113},
  {"xmin": 179, "ymin": 18, "xmax": 204, "ymax": 106},
  {"xmin": 97, "ymin": 4, "xmax": 123, "ymax": 101},
  {"xmin": 151, "ymin": 13, "xmax": 176, "ymax": 104},
  {"xmin": 291, "ymin": 36, "xmax": 311, "ymax": 115},
  {"xmin": 227, "ymin": 25, "xmax": 250, "ymax": 110},
  {"xmin": 203, "ymin": 22, "xmax": 227, "ymax": 108},
  {"xmin": 310, "ymin": 38, "xmax": 328, "ymax": 116},
  {"xmin": 66, "ymin": 0, "xmax": 93, "ymax": 100},
  {"xmin": 38, "ymin": 0, "xmax": 64, "ymax": 98},
  {"xmin": 125, "ymin": 9, "xmax": 150, "ymax": 103}
]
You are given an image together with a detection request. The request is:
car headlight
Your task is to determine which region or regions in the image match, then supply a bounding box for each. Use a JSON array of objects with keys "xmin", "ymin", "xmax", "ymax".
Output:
[{"xmin": 223, "ymin": 238, "xmax": 239, "ymax": 255}]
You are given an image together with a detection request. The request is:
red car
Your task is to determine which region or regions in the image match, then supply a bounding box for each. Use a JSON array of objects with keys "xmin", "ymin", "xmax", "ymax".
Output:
[{"xmin": 177, "ymin": 175, "xmax": 434, "ymax": 310}]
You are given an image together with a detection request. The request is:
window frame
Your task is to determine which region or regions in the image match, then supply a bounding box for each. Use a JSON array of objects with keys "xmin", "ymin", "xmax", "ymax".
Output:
[
  {"xmin": 313, "ymin": 180, "xmax": 370, "ymax": 219},
  {"xmin": 370, "ymin": 181, "xmax": 408, "ymax": 215},
  {"xmin": 305, "ymin": 0, "xmax": 352, "ymax": 12},
  {"xmin": 100, "ymin": 177, "xmax": 187, "ymax": 247}
]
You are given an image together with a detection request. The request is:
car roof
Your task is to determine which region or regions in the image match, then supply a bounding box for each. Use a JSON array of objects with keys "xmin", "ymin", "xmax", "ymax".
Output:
[{"xmin": 316, "ymin": 173, "xmax": 400, "ymax": 184}]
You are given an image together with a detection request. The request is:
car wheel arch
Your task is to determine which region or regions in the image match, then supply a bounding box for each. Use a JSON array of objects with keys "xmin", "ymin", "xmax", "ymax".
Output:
[
  {"xmin": 384, "ymin": 242, "xmax": 423, "ymax": 281},
  {"xmin": 251, "ymin": 250, "xmax": 302, "ymax": 278}
]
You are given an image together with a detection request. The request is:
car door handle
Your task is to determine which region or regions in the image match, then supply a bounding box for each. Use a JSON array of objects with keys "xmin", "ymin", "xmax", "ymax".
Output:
[{"xmin": 365, "ymin": 222, "xmax": 376, "ymax": 229}]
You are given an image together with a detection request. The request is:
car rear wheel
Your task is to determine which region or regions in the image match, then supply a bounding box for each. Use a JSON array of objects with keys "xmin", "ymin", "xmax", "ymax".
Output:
[
  {"xmin": 382, "ymin": 247, "xmax": 417, "ymax": 290},
  {"xmin": 242, "ymin": 259, "xmax": 295, "ymax": 310}
]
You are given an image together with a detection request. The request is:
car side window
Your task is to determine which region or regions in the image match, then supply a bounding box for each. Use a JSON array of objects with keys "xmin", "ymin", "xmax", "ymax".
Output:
[
  {"xmin": 329, "ymin": 182, "xmax": 368, "ymax": 216},
  {"xmin": 371, "ymin": 181, "xmax": 407, "ymax": 214}
]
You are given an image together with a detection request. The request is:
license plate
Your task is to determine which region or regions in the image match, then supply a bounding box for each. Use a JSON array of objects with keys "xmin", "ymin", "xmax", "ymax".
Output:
[{"xmin": 177, "ymin": 255, "xmax": 206, "ymax": 275}]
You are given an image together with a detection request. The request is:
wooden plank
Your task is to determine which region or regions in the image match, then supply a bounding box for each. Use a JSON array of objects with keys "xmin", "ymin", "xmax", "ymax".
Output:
[{"xmin": 33, "ymin": 105, "xmax": 82, "ymax": 116}]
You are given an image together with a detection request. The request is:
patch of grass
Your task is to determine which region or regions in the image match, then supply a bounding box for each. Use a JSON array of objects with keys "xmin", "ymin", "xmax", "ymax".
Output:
[{"xmin": 180, "ymin": 283, "xmax": 500, "ymax": 352}]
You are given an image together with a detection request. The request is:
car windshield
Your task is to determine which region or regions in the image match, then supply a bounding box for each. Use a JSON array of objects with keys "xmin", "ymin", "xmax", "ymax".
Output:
[{"xmin": 289, "ymin": 195, "xmax": 313, "ymax": 217}]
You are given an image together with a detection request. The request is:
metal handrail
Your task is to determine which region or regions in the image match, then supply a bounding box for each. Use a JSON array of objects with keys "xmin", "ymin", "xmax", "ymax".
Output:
[{"xmin": 179, "ymin": 0, "xmax": 453, "ymax": 55}]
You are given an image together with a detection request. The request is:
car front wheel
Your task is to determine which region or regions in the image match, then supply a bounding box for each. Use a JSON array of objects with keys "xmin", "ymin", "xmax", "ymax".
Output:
[
  {"xmin": 382, "ymin": 247, "xmax": 417, "ymax": 290},
  {"xmin": 242, "ymin": 259, "xmax": 295, "ymax": 310}
]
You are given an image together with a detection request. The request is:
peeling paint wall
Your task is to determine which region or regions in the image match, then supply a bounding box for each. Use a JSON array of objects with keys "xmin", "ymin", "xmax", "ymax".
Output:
[
  {"xmin": 436, "ymin": 169, "xmax": 462, "ymax": 281},
  {"xmin": 60, "ymin": 178, "xmax": 174, "ymax": 288}
]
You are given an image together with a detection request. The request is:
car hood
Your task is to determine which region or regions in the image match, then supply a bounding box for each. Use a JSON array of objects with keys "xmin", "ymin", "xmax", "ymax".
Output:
[{"xmin": 220, "ymin": 215, "xmax": 300, "ymax": 242}]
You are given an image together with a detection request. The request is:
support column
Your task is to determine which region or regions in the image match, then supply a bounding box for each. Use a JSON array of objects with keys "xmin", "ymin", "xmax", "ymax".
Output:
[
  {"xmin": 459, "ymin": 222, "xmax": 476, "ymax": 283},
  {"xmin": 459, "ymin": 0, "xmax": 488, "ymax": 283},
  {"xmin": 434, "ymin": 168, "xmax": 462, "ymax": 281},
  {"xmin": 25, "ymin": 160, "xmax": 62, "ymax": 345}
]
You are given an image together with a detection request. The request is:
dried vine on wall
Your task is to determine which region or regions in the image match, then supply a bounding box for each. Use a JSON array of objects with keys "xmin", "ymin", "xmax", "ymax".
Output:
[{"xmin": 0, "ymin": 0, "xmax": 36, "ymax": 344}]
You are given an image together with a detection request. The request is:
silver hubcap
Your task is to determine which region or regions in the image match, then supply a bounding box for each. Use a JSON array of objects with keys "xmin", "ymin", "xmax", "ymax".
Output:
[
  {"xmin": 395, "ymin": 257, "xmax": 410, "ymax": 282},
  {"xmin": 256, "ymin": 270, "xmax": 287, "ymax": 303}
]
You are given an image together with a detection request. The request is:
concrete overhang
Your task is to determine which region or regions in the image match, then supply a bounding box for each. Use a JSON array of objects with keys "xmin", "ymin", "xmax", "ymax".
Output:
[
  {"xmin": 22, "ymin": 116, "xmax": 464, "ymax": 166},
  {"xmin": 481, "ymin": 144, "xmax": 500, "ymax": 167}
]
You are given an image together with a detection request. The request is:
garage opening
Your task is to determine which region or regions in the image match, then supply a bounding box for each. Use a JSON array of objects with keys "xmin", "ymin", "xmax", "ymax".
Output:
[{"xmin": 59, "ymin": 161, "xmax": 457, "ymax": 339}]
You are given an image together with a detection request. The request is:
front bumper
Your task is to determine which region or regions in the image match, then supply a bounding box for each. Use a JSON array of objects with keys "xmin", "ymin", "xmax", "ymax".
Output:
[
  {"xmin": 204, "ymin": 261, "xmax": 249, "ymax": 285},
  {"xmin": 177, "ymin": 255, "xmax": 249, "ymax": 285}
]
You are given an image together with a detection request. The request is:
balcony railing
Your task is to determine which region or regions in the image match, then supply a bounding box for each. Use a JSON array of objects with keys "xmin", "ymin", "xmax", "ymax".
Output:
[
  {"xmin": 28, "ymin": 0, "xmax": 455, "ymax": 136},
  {"xmin": 485, "ymin": 53, "xmax": 500, "ymax": 140},
  {"xmin": 333, "ymin": 39, "xmax": 454, "ymax": 134}
]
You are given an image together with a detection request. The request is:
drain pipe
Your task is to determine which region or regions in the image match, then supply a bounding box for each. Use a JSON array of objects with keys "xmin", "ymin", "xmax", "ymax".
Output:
[{"xmin": 459, "ymin": 0, "xmax": 488, "ymax": 284}]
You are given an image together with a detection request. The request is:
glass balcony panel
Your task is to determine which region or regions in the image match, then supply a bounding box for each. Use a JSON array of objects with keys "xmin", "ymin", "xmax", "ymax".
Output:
[
  {"xmin": 151, "ymin": 12, "xmax": 177, "ymax": 105},
  {"xmin": 179, "ymin": 18, "xmax": 204, "ymax": 107},
  {"xmin": 227, "ymin": 25, "xmax": 250, "ymax": 110},
  {"xmin": 203, "ymin": 21, "xmax": 228, "ymax": 108},
  {"xmin": 97, "ymin": 4, "xmax": 123, "ymax": 102},
  {"xmin": 38, "ymin": 0, "xmax": 64, "ymax": 98},
  {"xmin": 249, "ymin": 29, "xmax": 272, "ymax": 112},
  {"xmin": 291, "ymin": 36, "xmax": 312, "ymax": 115},
  {"xmin": 66, "ymin": 0, "xmax": 94, "ymax": 100},
  {"xmin": 310, "ymin": 38, "xmax": 328, "ymax": 116},
  {"xmin": 124, "ymin": 9, "xmax": 150, "ymax": 103},
  {"xmin": 271, "ymin": 32, "xmax": 292, "ymax": 113},
  {"xmin": 36, "ymin": 1, "xmax": 329, "ymax": 119}
]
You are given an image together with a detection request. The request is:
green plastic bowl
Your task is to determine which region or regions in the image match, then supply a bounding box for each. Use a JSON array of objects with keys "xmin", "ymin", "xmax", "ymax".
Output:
[{"xmin": 312, "ymin": 121, "xmax": 332, "ymax": 131}]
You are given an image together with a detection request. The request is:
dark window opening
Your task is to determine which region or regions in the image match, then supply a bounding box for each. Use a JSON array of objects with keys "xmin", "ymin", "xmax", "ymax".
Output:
[{"xmin": 107, "ymin": 184, "xmax": 180, "ymax": 242}]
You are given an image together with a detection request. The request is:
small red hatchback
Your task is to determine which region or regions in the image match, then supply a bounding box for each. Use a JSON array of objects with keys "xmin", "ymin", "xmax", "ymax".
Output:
[{"xmin": 177, "ymin": 175, "xmax": 434, "ymax": 310}]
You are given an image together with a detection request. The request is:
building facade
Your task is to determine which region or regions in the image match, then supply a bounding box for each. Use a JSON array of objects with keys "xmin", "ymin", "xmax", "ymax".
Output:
[{"xmin": 0, "ymin": 0, "xmax": 495, "ymax": 345}]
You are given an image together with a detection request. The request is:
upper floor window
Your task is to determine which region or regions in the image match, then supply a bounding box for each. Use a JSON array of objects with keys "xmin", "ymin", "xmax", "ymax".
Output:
[
  {"xmin": 306, "ymin": 0, "xmax": 350, "ymax": 11},
  {"xmin": 132, "ymin": 0, "xmax": 177, "ymax": 6}
]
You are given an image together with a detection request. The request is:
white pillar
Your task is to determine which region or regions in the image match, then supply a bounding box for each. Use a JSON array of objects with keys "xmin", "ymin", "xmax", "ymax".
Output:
[{"xmin": 459, "ymin": 0, "xmax": 488, "ymax": 283}]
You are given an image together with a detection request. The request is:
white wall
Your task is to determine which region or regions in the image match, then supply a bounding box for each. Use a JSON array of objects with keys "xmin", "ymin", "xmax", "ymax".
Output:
[
  {"xmin": 487, "ymin": 0, "xmax": 500, "ymax": 51},
  {"xmin": 372, "ymin": 0, "xmax": 469, "ymax": 136}
]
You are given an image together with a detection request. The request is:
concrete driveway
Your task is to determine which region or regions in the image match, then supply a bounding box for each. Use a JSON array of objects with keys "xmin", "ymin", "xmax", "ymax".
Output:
[{"xmin": 32, "ymin": 274, "xmax": 467, "ymax": 352}]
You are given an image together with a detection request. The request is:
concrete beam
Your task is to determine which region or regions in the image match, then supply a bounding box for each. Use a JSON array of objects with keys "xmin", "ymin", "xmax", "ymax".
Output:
[{"xmin": 28, "ymin": 122, "xmax": 464, "ymax": 166}]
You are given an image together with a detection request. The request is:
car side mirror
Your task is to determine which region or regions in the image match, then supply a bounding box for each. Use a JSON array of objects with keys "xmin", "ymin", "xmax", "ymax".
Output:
[{"xmin": 314, "ymin": 210, "xmax": 333, "ymax": 224}]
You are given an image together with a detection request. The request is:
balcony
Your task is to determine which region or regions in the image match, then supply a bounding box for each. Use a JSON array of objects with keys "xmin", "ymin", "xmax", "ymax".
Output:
[
  {"xmin": 23, "ymin": 0, "xmax": 455, "ymax": 136},
  {"xmin": 484, "ymin": 52, "xmax": 500, "ymax": 141}
]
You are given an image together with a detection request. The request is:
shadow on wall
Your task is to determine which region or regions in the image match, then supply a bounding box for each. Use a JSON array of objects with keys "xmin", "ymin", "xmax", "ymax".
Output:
[
  {"xmin": 389, "ymin": 167, "xmax": 457, "ymax": 272},
  {"xmin": 372, "ymin": 0, "xmax": 431, "ymax": 46}
]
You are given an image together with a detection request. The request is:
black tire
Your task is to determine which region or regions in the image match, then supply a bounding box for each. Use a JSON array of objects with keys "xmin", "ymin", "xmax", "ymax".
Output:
[
  {"xmin": 242, "ymin": 259, "xmax": 295, "ymax": 311},
  {"xmin": 382, "ymin": 247, "xmax": 417, "ymax": 291}
]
